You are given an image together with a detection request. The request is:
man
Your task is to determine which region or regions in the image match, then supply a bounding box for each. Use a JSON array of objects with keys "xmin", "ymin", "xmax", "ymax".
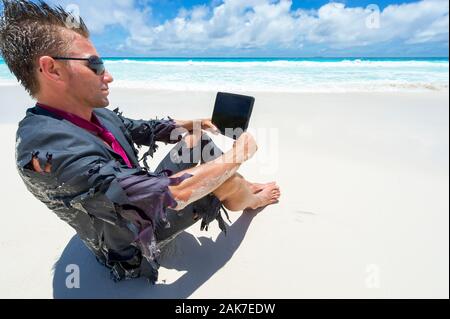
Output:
[{"xmin": 0, "ymin": 0, "xmax": 280, "ymax": 283}]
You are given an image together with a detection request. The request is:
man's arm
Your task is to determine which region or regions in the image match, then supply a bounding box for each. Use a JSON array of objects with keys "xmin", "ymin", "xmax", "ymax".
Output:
[
  {"xmin": 113, "ymin": 108, "xmax": 219, "ymax": 144},
  {"xmin": 168, "ymin": 132, "xmax": 258, "ymax": 210},
  {"xmin": 173, "ymin": 118, "xmax": 219, "ymax": 133}
]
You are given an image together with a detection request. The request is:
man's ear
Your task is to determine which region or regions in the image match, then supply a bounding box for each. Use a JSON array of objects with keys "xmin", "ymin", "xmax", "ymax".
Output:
[{"xmin": 38, "ymin": 56, "xmax": 64, "ymax": 82}]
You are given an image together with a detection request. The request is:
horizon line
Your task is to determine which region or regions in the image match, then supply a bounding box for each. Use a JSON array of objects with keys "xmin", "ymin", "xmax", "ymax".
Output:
[{"xmin": 1, "ymin": 56, "xmax": 449, "ymax": 61}]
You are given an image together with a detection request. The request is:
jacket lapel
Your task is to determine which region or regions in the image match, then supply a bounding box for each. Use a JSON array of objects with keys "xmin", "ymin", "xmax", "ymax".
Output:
[{"xmin": 94, "ymin": 110, "xmax": 140, "ymax": 167}]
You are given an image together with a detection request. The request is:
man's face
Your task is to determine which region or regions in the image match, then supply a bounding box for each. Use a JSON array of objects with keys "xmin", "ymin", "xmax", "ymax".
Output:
[{"xmin": 63, "ymin": 32, "xmax": 113, "ymax": 108}]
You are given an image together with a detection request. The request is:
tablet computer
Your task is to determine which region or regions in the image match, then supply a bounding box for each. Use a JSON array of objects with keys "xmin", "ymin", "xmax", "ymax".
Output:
[{"xmin": 211, "ymin": 92, "xmax": 255, "ymax": 139}]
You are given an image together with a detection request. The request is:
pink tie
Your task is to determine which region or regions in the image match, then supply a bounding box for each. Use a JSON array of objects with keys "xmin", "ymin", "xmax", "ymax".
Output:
[{"xmin": 99, "ymin": 130, "xmax": 132, "ymax": 168}]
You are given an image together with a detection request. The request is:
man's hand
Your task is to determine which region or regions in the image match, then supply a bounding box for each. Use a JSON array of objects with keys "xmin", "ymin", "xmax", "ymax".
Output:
[
  {"xmin": 175, "ymin": 118, "xmax": 220, "ymax": 134},
  {"xmin": 200, "ymin": 118, "xmax": 220, "ymax": 135},
  {"xmin": 231, "ymin": 132, "xmax": 258, "ymax": 163}
]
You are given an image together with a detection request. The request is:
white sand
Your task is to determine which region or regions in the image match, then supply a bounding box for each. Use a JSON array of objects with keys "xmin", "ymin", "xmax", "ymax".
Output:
[{"xmin": 0, "ymin": 85, "xmax": 448, "ymax": 298}]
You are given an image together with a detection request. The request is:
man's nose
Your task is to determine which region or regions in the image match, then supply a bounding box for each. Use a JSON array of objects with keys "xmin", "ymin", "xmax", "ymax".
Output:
[{"xmin": 103, "ymin": 70, "xmax": 114, "ymax": 83}]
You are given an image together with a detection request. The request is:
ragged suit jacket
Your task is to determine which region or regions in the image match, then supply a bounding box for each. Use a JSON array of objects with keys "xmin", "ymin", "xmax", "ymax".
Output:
[{"xmin": 15, "ymin": 106, "xmax": 226, "ymax": 283}]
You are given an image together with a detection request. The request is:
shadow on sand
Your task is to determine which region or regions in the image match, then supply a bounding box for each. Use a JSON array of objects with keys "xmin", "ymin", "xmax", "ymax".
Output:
[{"xmin": 53, "ymin": 210, "xmax": 261, "ymax": 298}]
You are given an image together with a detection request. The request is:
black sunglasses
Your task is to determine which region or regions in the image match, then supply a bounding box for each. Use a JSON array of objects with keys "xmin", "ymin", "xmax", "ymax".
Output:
[{"xmin": 52, "ymin": 56, "xmax": 105, "ymax": 75}]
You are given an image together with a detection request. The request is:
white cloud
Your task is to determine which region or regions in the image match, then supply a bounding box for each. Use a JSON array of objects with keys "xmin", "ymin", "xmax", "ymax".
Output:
[
  {"xmin": 50, "ymin": 0, "xmax": 449, "ymax": 55},
  {"xmin": 48, "ymin": 0, "xmax": 152, "ymax": 34},
  {"xmin": 122, "ymin": 0, "xmax": 303, "ymax": 52}
]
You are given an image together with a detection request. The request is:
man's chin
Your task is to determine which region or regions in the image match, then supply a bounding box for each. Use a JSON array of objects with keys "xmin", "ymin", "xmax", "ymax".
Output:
[{"xmin": 94, "ymin": 98, "xmax": 110, "ymax": 108}]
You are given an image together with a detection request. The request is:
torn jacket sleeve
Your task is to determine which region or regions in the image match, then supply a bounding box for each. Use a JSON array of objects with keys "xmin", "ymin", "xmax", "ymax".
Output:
[
  {"xmin": 114, "ymin": 171, "xmax": 191, "ymax": 260},
  {"xmin": 112, "ymin": 108, "xmax": 183, "ymax": 169},
  {"xmin": 112, "ymin": 108, "xmax": 180, "ymax": 146},
  {"xmin": 51, "ymin": 152, "xmax": 191, "ymax": 263}
]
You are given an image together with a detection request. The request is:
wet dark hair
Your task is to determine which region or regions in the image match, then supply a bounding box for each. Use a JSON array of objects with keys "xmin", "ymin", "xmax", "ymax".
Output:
[{"xmin": 0, "ymin": 0, "xmax": 89, "ymax": 97}]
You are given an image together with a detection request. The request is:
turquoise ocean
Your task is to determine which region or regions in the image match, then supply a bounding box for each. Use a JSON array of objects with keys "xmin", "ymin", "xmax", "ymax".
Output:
[{"xmin": 1, "ymin": 57, "xmax": 448, "ymax": 92}]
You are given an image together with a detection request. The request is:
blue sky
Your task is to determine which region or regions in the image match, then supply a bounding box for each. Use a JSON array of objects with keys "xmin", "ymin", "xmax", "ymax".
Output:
[
  {"xmin": 1, "ymin": 0, "xmax": 448, "ymax": 57},
  {"xmin": 147, "ymin": 0, "xmax": 421, "ymax": 23}
]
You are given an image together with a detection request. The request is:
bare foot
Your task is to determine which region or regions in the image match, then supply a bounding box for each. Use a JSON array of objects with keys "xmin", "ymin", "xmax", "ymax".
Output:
[
  {"xmin": 249, "ymin": 183, "xmax": 281, "ymax": 210},
  {"xmin": 248, "ymin": 181, "xmax": 276, "ymax": 194}
]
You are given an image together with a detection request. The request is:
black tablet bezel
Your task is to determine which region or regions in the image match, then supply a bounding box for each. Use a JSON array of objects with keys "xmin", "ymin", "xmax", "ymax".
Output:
[{"xmin": 211, "ymin": 92, "xmax": 255, "ymax": 139}]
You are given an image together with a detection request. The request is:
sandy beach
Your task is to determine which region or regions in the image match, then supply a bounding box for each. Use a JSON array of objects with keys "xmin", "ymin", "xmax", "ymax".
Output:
[{"xmin": 0, "ymin": 85, "xmax": 448, "ymax": 298}]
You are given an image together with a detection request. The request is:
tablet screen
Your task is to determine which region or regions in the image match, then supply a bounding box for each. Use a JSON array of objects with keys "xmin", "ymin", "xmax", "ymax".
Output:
[{"xmin": 212, "ymin": 92, "xmax": 255, "ymax": 139}]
